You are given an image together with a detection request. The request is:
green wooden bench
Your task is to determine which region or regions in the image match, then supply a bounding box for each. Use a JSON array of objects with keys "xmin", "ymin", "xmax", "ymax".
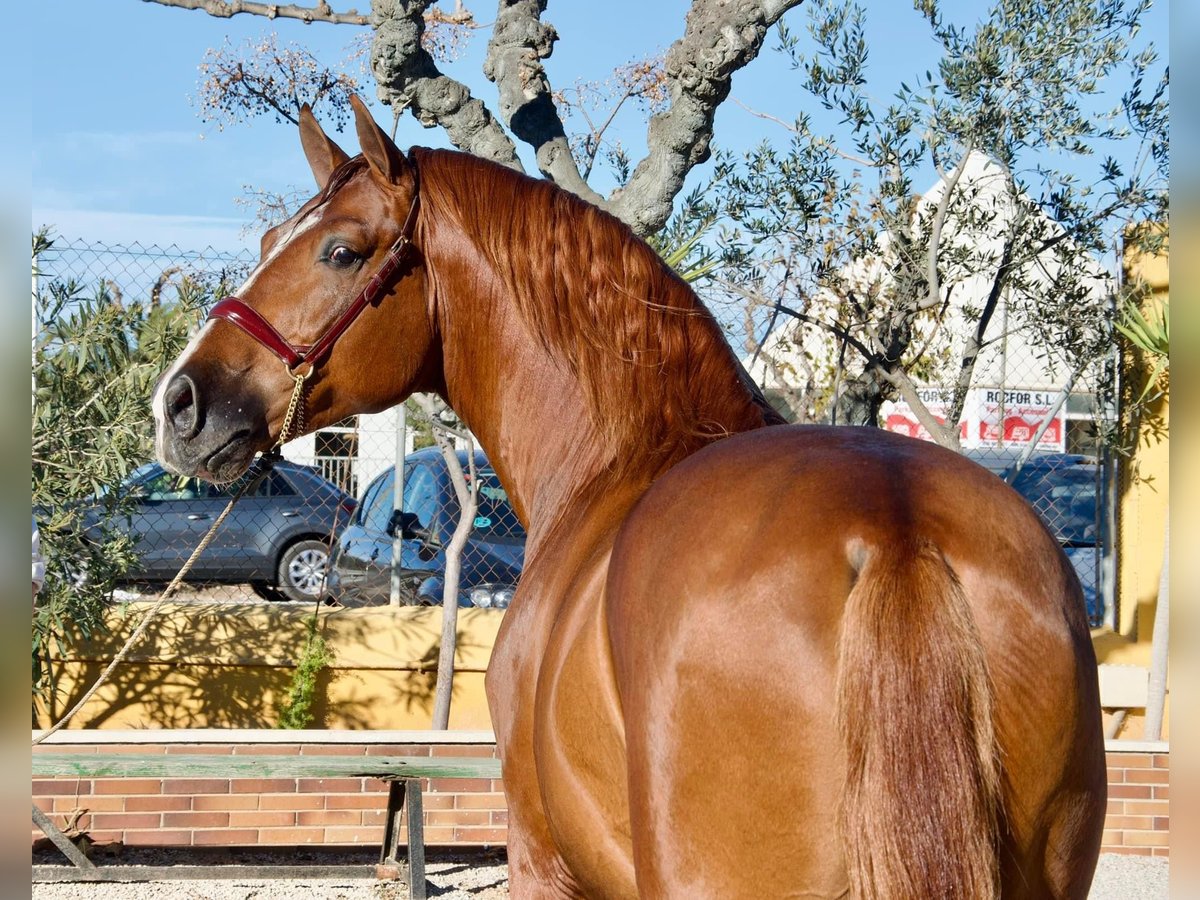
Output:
[{"xmin": 33, "ymin": 750, "xmax": 501, "ymax": 900}]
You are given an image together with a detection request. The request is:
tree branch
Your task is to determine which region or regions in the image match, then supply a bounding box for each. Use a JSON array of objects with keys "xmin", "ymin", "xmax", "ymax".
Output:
[
  {"xmin": 611, "ymin": 0, "xmax": 806, "ymax": 235},
  {"xmin": 369, "ymin": 0, "xmax": 523, "ymax": 170},
  {"xmin": 482, "ymin": 0, "xmax": 602, "ymax": 204},
  {"xmin": 141, "ymin": 0, "xmax": 370, "ymax": 25}
]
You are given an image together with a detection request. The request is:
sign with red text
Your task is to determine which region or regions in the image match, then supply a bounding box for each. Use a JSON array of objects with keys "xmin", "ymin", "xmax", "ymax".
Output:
[{"xmin": 882, "ymin": 387, "xmax": 1065, "ymax": 451}]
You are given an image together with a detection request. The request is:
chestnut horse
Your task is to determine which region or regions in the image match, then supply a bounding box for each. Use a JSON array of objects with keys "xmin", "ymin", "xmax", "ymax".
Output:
[{"xmin": 155, "ymin": 96, "xmax": 1105, "ymax": 898}]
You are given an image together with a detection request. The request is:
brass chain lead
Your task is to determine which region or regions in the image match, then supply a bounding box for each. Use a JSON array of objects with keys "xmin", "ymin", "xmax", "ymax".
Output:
[{"xmin": 275, "ymin": 370, "xmax": 310, "ymax": 448}]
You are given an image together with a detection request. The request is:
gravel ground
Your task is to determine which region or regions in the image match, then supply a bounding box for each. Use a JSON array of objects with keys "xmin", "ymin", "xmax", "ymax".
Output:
[{"xmin": 31, "ymin": 851, "xmax": 1165, "ymax": 898}]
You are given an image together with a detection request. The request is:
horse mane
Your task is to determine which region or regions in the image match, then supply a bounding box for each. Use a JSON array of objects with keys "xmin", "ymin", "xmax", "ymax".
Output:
[{"xmin": 410, "ymin": 147, "xmax": 781, "ymax": 465}]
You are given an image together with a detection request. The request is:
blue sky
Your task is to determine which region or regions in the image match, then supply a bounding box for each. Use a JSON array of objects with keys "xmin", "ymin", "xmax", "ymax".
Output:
[{"xmin": 32, "ymin": 1, "xmax": 1168, "ymax": 254}]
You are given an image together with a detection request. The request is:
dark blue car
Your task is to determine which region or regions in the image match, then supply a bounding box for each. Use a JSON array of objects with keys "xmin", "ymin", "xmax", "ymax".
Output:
[
  {"xmin": 326, "ymin": 448, "xmax": 525, "ymax": 608},
  {"xmin": 1006, "ymin": 454, "xmax": 1103, "ymax": 627}
]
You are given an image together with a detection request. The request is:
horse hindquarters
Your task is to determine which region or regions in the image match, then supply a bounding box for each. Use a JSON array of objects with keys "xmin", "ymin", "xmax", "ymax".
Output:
[{"xmin": 837, "ymin": 538, "xmax": 1002, "ymax": 900}]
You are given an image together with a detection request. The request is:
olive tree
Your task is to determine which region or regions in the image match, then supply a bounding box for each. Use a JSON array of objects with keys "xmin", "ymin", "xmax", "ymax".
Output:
[
  {"xmin": 696, "ymin": 0, "xmax": 1167, "ymax": 441},
  {"xmin": 143, "ymin": 0, "xmax": 808, "ymax": 236}
]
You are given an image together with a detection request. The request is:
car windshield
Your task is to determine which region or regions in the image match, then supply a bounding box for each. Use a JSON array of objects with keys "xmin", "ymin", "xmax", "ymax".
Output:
[
  {"xmin": 1011, "ymin": 465, "xmax": 1097, "ymax": 545},
  {"xmin": 471, "ymin": 470, "xmax": 524, "ymax": 538}
]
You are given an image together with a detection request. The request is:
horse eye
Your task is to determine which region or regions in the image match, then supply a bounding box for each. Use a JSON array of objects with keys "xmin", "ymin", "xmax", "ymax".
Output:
[{"xmin": 328, "ymin": 245, "xmax": 361, "ymax": 267}]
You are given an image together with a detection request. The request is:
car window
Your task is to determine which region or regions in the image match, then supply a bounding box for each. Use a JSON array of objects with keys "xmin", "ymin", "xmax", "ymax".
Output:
[
  {"xmin": 437, "ymin": 467, "xmax": 524, "ymax": 538},
  {"xmin": 473, "ymin": 470, "xmax": 524, "ymax": 537},
  {"xmin": 361, "ymin": 468, "xmax": 397, "ymax": 533},
  {"xmin": 141, "ymin": 469, "xmax": 202, "ymax": 502},
  {"xmin": 1012, "ymin": 466, "xmax": 1096, "ymax": 544},
  {"xmin": 405, "ymin": 465, "xmax": 439, "ymax": 532},
  {"xmin": 199, "ymin": 470, "xmax": 297, "ymax": 499}
]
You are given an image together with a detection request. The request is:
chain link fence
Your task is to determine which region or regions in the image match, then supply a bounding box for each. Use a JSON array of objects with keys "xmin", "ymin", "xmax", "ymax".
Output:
[
  {"xmin": 33, "ymin": 238, "xmax": 524, "ymax": 610},
  {"xmin": 35, "ymin": 237, "xmax": 1112, "ymax": 626}
]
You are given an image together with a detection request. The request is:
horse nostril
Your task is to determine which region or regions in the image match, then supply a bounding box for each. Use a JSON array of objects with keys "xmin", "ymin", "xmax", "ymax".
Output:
[{"xmin": 165, "ymin": 374, "xmax": 201, "ymax": 440}]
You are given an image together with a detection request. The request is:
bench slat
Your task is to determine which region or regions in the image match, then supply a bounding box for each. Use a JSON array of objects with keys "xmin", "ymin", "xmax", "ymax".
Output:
[{"xmin": 33, "ymin": 753, "xmax": 500, "ymax": 780}]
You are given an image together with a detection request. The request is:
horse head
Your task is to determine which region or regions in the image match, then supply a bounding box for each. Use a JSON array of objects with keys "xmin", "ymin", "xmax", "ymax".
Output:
[{"xmin": 154, "ymin": 95, "xmax": 436, "ymax": 481}]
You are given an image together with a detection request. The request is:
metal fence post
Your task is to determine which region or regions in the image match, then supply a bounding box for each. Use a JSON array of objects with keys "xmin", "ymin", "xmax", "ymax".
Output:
[{"xmin": 390, "ymin": 402, "xmax": 407, "ymax": 607}]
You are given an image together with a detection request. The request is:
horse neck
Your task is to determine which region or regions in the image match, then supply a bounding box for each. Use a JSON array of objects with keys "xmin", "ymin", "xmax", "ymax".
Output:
[{"xmin": 417, "ymin": 151, "xmax": 777, "ymax": 536}]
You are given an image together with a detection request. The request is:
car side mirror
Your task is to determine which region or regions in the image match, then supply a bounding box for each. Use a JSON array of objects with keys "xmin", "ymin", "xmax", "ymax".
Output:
[{"xmin": 386, "ymin": 509, "xmax": 428, "ymax": 541}]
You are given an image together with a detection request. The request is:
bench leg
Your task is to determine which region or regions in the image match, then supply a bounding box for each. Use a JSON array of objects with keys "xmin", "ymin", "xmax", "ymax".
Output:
[
  {"xmin": 379, "ymin": 779, "xmax": 426, "ymax": 900},
  {"xmin": 32, "ymin": 804, "xmax": 95, "ymax": 871},
  {"xmin": 406, "ymin": 782, "xmax": 426, "ymax": 900}
]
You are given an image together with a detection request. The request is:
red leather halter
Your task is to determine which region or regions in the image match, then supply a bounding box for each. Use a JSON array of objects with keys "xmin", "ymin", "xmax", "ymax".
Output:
[{"xmin": 207, "ymin": 160, "xmax": 421, "ymax": 377}]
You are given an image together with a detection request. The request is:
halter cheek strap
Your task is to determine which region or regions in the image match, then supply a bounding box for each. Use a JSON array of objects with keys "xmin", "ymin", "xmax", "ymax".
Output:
[{"xmin": 204, "ymin": 159, "xmax": 421, "ymax": 444}]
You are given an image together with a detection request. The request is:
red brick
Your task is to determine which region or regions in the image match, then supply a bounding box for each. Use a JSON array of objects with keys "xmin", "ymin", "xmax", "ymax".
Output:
[
  {"xmin": 297, "ymin": 777, "xmax": 363, "ymax": 793},
  {"xmin": 454, "ymin": 827, "xmax": 507, "ymax": 844},
  {"xmin": 33, "ymin": 780, "xmax": 91, "ymax": 796},
  {"xmin": 1108, "ymin": 785, "xmax": 1152, "ymax": 800},
  {"xmin": 258, "ymin": 794, "xmax": 325, "ymax": 810},
  {"xmin": 297, "ymin": 810, "xmax": 360, "ymax": 827},
  {"xmin": 420, "ymin": 826, "xmax": 457, "ymax": 845},
  {"xmin": 192, "ymin": 829, "xmax": 259, "ymax": 845},
  {"xmin": 164, "ymin": 746, "xmax": 230, "ymax": 755},
  {"xmin": 193, "ymin": 795, "xmax": 258, "ymax": 811},
  {"xmin": 1153, "ymin": 786, "xmax": 1169, "ymax": 800},
  {"xmin": 323, "ymin": 826, "xmax": 381, "ymax": 844},
  {"xmin": 230, "ymin": 778, "xmax": 296, "ymax": 793},
  {"xmin": 455, "ymin": 793, "xmax": 506, "ymax": 810},
  {"xmin": 1152, "ymin": 754, "xmax": 1169, "ymax": 768},
  {"xmin": 1124, "ymin": 831, "xmax": 1168, "ymax": 847},
  {"xmin": 90, "ymin": 813, "xmax": 162, "ymax": 830},
  {"xmin": 257, "ymin": 827, "xmax": 324, "ymax": 844},
  {"xmin": 1153, "ymin": 817, "xmax": 1169, "ymax": 831},
  {"xmin": 326, "ymin": 794, "xmax": 387, "ymax": 810},
  {"xmin": 1125, "ymin": 801, "xmax": 1168, "ymax": 817},
  {"xmin": 53, "ymin": 796, "xmax": 123, "ymax": 813},
  {"xmin": 125, "ymin": 796, "xmax": 192, "ymax": 812},
  {"xmin": 1104, "ymin": 815, "xmax": 1154, "ymax": 831},
  {"xmin": 1111, "ymin": 753, "xmax": 1153, "ymax": 769},
  {"xmin": 162, "ymin": 812, "xmax": 229, "ymax": 828},
  {"xmin": 92, "ymin": 778, "xmax": 162, "ymax": 795},
  {"xmin": 428, "ymin": 811, "xmax": 489, "ymax": 827},
  {"xmin": 432, "ymin": 746, "xmax": 496, "ymax": 758},
  {"xmin": 1125, "ymin": 768, "xmax": 1169, "ymax": 785},
  {"xmin": 361, "ymin": 810, "xmax": 387, "ymax": 827},
  {"xmin": 124, "ymin": 829, "xmax": 192, "ymax": 846},
  {"xmin": 1105, "ymin": 767, "xmax": 1125, "ymax": 784},
  {"xmin": 429, "ymin": 778, "xmax": 491, "ymax": 793},
  {"xmin": 162, "ymin": 779, "xmax": 229, "ymax": 795},
  {"xmin": 1152, "ymin": 847, "xmax": 1170, "ymax": 858},
  {"xmin": 234, "ymin": 745, "xmax": 301, "ymax": 756},
  {"xmin": 368, "ymin": 746, "xmax": 429, "ymax": 757},
  {"xmin": 420, "ymin": 794, "xmax": 455, "ymax": 811},
  {"xmin": 299, "ymin": 746, "xmax": 362, "ymax": 756},
  {"xmin": 491, "ymin": 811, "xmax": 509, "ymax": 826},
  {"xmin": 1101, "ymin": 830, "xmax": 1123, "ymax": 846},
  {"xmin": 228, "ymin": 811, "xmax": 297, "ymax": 828},
  {"xmin": 1105, "ymin": 846, "xmax": 1152, "ymax": 856}
]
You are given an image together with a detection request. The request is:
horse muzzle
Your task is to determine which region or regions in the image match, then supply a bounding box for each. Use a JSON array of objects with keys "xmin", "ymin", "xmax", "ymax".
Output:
[{"xmin": 156, "ymin": 366, "xmax": 269, "ymax": 482}]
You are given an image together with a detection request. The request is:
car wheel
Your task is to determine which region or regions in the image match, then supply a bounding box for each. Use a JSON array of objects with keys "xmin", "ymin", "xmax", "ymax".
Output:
[
  {"xmin": 250, "ymin": 581, "xmax": 286, "ymax": 603},
  {"xmin": 276, "ymin": 540, "xmax": 331, "ymax": 603}
]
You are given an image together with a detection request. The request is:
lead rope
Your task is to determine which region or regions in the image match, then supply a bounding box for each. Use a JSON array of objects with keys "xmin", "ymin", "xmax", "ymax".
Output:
[{"xmin": 33, "ymin": 375, "xmax": 309, "ymax": 746}]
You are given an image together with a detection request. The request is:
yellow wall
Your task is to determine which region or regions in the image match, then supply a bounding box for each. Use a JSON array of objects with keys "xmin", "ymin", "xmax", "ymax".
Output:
[
  {"xmin": 34, "ymin": 603, "xmax": 503, "ymax": 731},
  {"xmin": 1092, "ymin": 235, "xmax": 1169, "ymax": 739},
  {"xmin": 1114, "ymin": 238, "xmax": 1169, "ymax": 643}
]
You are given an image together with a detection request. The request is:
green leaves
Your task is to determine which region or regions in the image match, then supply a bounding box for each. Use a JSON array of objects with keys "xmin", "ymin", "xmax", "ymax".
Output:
[
  {"xmin": 32, "ymin": 229, "xmax": 209, "ymax": 700},
  {"xmin": 1115, "ymin": 295, "xmax": 1168, "ymax": 402}
]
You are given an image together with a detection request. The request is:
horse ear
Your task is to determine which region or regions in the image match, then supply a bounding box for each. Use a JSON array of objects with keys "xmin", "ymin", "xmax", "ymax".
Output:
[
  {"xmin": 350, "ymin": 93, "xmax": 410, "ymax": 184},
  {"xmin": 299, "ymin": 104, "xmax": 350, "ymax": 190}
]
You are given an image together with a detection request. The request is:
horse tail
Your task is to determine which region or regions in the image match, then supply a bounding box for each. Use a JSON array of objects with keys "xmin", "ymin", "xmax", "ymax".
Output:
[{"xmin": 836, "ymin": 538, "xmax": 1002, "ymax": 900}]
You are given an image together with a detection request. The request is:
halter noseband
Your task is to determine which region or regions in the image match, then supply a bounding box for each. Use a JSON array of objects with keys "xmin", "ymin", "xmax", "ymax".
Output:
[{"xmin": 205, "ymin": 159, "xmax": 421, "ymax": 444}]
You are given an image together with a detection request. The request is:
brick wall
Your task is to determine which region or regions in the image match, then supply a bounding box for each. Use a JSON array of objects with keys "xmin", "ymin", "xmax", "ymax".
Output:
[
  {"xmin": 1103, "ymin": 743, "xmax": 1170, "ymax": 857},
  {"xmin": 33, "ymin": 734, "xmax": 1167, "ymax": 857}
]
